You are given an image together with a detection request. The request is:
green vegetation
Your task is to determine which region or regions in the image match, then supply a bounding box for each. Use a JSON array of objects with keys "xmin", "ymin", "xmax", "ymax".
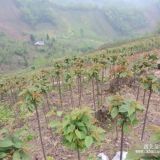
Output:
[
  {"xmin": 15, "ymin": 0, "xmax": 150, "ymax": 37},
  {"xmin": 104, "ymin": 7, "xmax": 147, "ymax": 35},
  {"xmin": 0, "ymin": 0, "xmax": 160, "ymax": 72},
  {"xmin": 0, "ymin": 1, "xmax": 160, "ymax": 157},
  {"xmin": 0, "ymin": 37, "xmax": 159, "ymax": 159},
  {"xmin": 108, "ymin": 95, "xmax": 144, "ymax": 160},
  {"xmin": 52, "ymin": 108, "xmax": 105, "ymax": 160},
  {"xmin": 0, "ymin": 33, "xmax": 29, "ymax": 69},
  {"xmin": 15, "ymin": 0, "xmax": 55, "ymax": 26},
  {"xmin": 0, "ymin": 129, "xmax": 30, "ymax": 159}
]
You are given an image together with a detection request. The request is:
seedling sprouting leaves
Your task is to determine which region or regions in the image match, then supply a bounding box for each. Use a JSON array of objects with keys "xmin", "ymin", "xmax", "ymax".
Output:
[
  {"xmin": 20, "ymin": 85, "xmax": 47, "ymax": 160},
  {"xmin": 52, "ymin": 107, "xmax": 105, "ymax": 160},
  {"xmin": 0, "ymin": 130, "xmax": 30, "ymax": 160},
  {"xmin": 140, "ymin": 74, "xmax": 160, "ymax": 140},
  {"xmin": 108, "ymin": 95, "xmax": 144, "ymax": 160}
]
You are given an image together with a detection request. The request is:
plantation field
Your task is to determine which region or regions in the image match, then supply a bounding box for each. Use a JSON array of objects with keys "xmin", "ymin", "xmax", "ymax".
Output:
[{"xmin": 0, "ymin": 36, "xmax": 160, "ymax": 160}]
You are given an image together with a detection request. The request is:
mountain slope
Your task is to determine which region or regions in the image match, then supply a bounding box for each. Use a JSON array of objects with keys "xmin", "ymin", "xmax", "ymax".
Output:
[
  {"xmin": 0, "ymin": 0, "xmax": 159, "ymax": 40},
  {"xmin": 0, "ymin": 0, "xmax": 31, "ymax": 39},
  {"xmin": 0, "ymin": 0, "xmax": 160, "ymax": 72}
]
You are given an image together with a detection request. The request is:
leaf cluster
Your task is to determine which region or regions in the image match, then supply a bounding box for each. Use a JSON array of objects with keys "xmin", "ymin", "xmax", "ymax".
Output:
[
  {"xmin": 52, "ymin": 107, "xmax": 105, "ymax": 151},
  {"xmin": 140, "ymin": 74, "xmax": 160, "ymax": 92},
  {"xmin": 0, "ymin": 130, "xmax": 30, "ymax": 159},
  {"xmin": 19, "ymin": 85, "xmax": 42, "ymax": 112},
  {"xmin": 108, "ymin": 95, "xmax": 144, "ymax": 128}
]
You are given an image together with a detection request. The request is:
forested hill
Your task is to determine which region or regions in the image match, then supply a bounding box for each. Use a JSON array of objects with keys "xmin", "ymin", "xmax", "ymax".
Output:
[
  {"xmin": 1, "ymin": 0, "xmax": 160, "ymax": 38},
  {"xmin": 0, "ymin": 0, "xmax": 160, "ymax": 72}
]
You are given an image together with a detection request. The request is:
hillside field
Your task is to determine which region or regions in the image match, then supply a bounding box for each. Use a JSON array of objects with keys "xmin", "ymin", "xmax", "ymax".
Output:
[{"xmin": 0, "ymin": 35, "xmax": 160, "ymax": 160}]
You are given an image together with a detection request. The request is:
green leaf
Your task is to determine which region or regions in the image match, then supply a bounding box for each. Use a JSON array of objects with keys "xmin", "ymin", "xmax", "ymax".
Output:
[
  {"xmin": 111, "ymin": 107, "xmax": 118, "ymax": 118},
  {"xmin": 0, "ymin": 138, "xmax": 13, "ymax": 148},
  {"xmin": 19, "ymin": 151, "xmax": 30, "ymax": 160},
  {"xmin": 85, "ymin": 136, "xmax": 93, "ymax": 148},
  {"xmin": 0, "ymin": 152, "xmax": 7, "ymax": 159},
  {"xmin": 13, "ymin": 150, "xmax": 21, "ymax": 160},
  {"xmin": 76, "ymin": 122, "xmax": 85, "ymax": 127},
  {"xmin": 14, "ymin": 141, "xmax": 22, "ymax": 149},
  {"xmin": 75, "ymin": 130, "xmax": 83, "ymax": 139},
  {"xmin": 66, "ymin": 124, "xmax": 75, "ymax": 134},
  {"xmin": 136, "ymin": 104, "xmax": 144, "ymax": 111},
  {"xmin": 117, "ymin": 119, "xmax": 124, "ymax": 126},
  {"xmin": 78, "ymin": 126, "xmax": 87, "ymax": 135},
  {"xmin": 49, "ymin": 121, "xmax": 60, "ymax": 129},
  {"xmin": 26, "ymin": 134, "xmax": 34, "ymax": 142},
  {"xmin": 119, "ymin": 104, "xmax": 128, "ymax": 113},
  {"xmin": 28, "ymin": 104, "xmax": 35, "ymax": 112},
  {"xmin": 126, "ymin": 150, "xmax": 142, "ymax": 160},
  {"xmin": 151, "ymin": 133, "xmax": 160, "ymax": 142},
  {"xmin": 56, "ymin": 111, "xmax": 63, "ymax": 117},
  {"xmin": 129, "ymin": 113, "xmax": 136, "ymax": 123},
  {"xmin": 120, "ymin": 72, "xmax": 127, "ymax": 78},
  {"xmin": 128, "ymin": 107, "xmax": 135, "ymax": 116},
  {"xmin": 47, "ymin": 156, "xmax": 55, "ymax": 160},
  {"xmin": 65, "ymin": 134, "xmax": 73, "ymax": 142}
]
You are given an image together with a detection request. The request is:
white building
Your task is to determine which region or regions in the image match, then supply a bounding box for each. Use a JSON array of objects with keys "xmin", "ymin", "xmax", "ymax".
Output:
[{"xmin": 34, "ymin": 41, "xmax": 45, "ymax": 46}]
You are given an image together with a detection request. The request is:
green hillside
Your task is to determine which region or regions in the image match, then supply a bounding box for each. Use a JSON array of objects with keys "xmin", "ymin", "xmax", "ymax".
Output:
[{"xmin": 0, "ymin": 0, "xmax": 160, "ymax": 72}]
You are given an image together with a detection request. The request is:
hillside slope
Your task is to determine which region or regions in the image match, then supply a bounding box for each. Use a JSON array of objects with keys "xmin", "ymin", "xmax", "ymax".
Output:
[
  {"xmin": 0, "ymin": 0, "xmax": 160, "ymax": 73},
  {"xmin": 0, "ymin": 0, "xmax": 31, "ymax": 39},
  {"xmin": 0, "ymin": 0, "xmax": 159, "ymax": 40}
]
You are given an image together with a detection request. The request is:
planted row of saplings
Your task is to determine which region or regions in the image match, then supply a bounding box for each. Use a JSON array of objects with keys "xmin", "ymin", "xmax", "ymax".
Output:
[
  {"xmin": 0, "ymin": 52, "xmax": 157, "ymax": 109},
  {"xmin": 0, "ymin": 59, "xmax": 159, "ymax": 159},
  {"xmin": 18, "ymin": 71, "xmax": 159, "ymax": 160},
  {"xmin": 0, "ymin": 53, "xmax": 158, "ymax": 123},
  {"xmin": 0, "ymin": 53, "xmax": 158, "ymax": 128}
]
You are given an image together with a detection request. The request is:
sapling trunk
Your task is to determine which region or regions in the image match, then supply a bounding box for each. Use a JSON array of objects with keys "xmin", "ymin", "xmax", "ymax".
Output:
[
  {"xmin": 141, "ymin": 89, "xmax": 152, "ymax": 141},
  {"xmin": 69, "ymin": 85, "xmax": 74, "ymax": 108},
  {"xmin": 42, "ymin": 105, "xmax": 48, "ymax": 125},
  {"xmin": 35, "ymin": 105, "xmax": 47, "ymax": 160},
  {"xmin": 57, "ymin": 76, "xmax": 63, "ymax": 108},
  {"xmin": 77, "ymin": 148, "xmax": 81, "ymax": 160},
  {"xmin": 105, "ymin": 66, "xmax": 107, "ymax": 77},
  {"xmin": 136, "ymin": 85, "xmax": 140, "ymax": 101},
  {"xmin": 0, "ymin": 93, "xmax": 3, "ymax": 101},
  {"xmin": 100, "ymin": 69, "xmax": 104, "ymax": 105},
  {"xmin": 100, "ymin": 84, "xmax": 103, "ymax": 106},
  {"xmin": 92, "ymin": 79, "xmax": 96, "ymax": 112},
  {"xmin": 77, "ymin": 77, "xmax": 80, "ymax": 107},
  {"xmin": 52, "ymin": 77, "xmax": 55, "ymax": 89},
  {"xmin": 101, "ymin": 69, "xmax": 104, "ymax": 83},
  {"xmin": 11, "ymin": 88, "xmax": 17, "ymax": 104},
  {"xmin": 8, "ymin": 93, "xmax": 12, "ymax": 105},
  {"xmin": 10, "ymin": 88, "xmax": 14, "ymax": 104},
  {"xmin": 96, "ymin": 79, "xmax": 100, "ymax": 107},
  {"xmin": 133, "ymin": 75, "xmax": 136, "ymax": 91},
  {"xmin": 14, "ymin": 90, "xmax": 18, "ymax": 102},
  {"xmin": 80, "ymin": 75, "xmax": 83, "ymax": 100},
  {"xmin": 115, "ymin": 121, "xmax": 118, "ymax": 141},
  {"xmin": 10, "ymin": 89, "xmax": 15, "ymax": 105},
  {"xmin": 120, "ymin": 122, "xmax": 125, "ymax": 160},
  {"xmin": 45, "ymin": 93, "xmax": 50, "ymax": 112},
  {"xmin": 42, "ymin": 102, "xmax": 54, "ymax": 140},
  {"xmin": 78, "ymin": 75, "xmax": 82, "ymax": 107},
  {"xmin": 143, "ymin": 90, "xmax": 146, "ymax": 105}
]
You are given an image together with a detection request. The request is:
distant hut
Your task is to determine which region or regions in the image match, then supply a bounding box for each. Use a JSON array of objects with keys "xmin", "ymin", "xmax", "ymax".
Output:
[{"xmin": 34, "ymin": 41, "xmax": 45, "ymax": 46}]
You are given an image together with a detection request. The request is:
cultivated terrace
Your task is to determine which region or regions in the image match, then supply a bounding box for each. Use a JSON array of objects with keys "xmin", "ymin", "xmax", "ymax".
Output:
[{"xmin": 0, "ymin": 36, "xmax": 160, "ymax": 160}]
